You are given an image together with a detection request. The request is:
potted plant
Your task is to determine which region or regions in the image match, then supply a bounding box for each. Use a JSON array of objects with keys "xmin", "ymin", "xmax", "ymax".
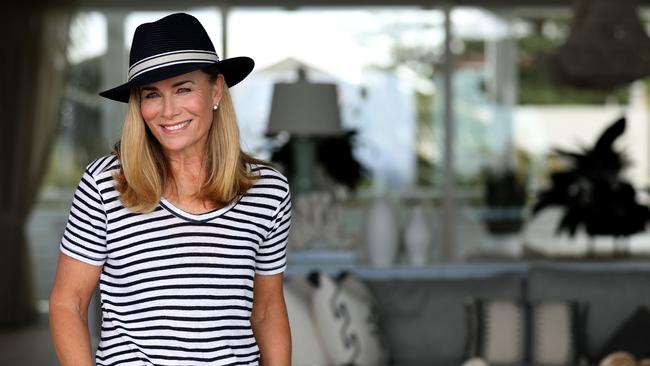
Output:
[{"xmin": 483, "ymin": 168, "xmax": 527, "ymax": 235}]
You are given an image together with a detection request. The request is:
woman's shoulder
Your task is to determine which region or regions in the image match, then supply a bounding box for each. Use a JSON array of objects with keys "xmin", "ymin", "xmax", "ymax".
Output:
[
  {"xmin": 247, "ymin": 162, "xmax": 290, "ymax": 195},
  {"xmin": 248, "ymin": 163, "xmax": 288, "ymax": 182},
  {"xmin": 83, "ymin": 153, "xmax": 121, "ymax": 180}
]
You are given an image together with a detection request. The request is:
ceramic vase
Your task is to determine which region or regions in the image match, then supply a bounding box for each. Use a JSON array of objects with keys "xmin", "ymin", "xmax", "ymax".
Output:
[
  {"xmin": 404, "ymin": 205, "xmax": 432, "ymax": 266},
  {"xmin": 365, "ymin": 197, "xmax": 399, "ymax": 267}
]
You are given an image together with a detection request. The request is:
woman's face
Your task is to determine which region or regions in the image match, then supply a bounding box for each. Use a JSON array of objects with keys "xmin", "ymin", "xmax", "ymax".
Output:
[{"xmin": 139, "ymin": 70, "xmax": 223, "ymax": 157}]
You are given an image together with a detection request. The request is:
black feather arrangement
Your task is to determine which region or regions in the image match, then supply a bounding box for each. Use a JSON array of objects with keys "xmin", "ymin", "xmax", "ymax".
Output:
[{"xmin": 532, "ymin": 117, "xmax": 650, "ymax": 238}]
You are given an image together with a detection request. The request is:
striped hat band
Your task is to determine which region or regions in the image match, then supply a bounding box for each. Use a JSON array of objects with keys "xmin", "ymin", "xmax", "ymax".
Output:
[{"xmin": 128, "ymin": 50, "xmax": 220, "ymax": 81}]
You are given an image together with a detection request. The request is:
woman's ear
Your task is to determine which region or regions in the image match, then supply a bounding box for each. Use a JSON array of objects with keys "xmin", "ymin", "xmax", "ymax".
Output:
[{"xmin": 212, "ymin": 74, "xmax": 225, "ymax": 107}]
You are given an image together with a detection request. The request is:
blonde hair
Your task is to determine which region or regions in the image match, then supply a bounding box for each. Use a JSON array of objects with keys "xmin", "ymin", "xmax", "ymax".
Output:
[{"xmin": 113, "ymin": 68, "xmax": 265, "ymax": 212}]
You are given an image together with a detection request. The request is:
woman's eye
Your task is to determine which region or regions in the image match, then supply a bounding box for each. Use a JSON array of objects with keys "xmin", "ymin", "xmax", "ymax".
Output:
[
  {"xmin": 177, "ymin": 87, "xmax": 191, "ymax": 93},
  {"xmin": 144, "ymin": 92, "xmax": 159, "ymax": 99}
]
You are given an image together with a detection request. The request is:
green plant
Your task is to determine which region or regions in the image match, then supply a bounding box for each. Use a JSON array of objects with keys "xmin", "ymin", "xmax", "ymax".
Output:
[{"xmin": 483, "ymin": 169, "xmax": 527, "ymax": 234}]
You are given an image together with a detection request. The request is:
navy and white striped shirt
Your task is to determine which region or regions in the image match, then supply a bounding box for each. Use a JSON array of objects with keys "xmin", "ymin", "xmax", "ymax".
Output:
[{"xmin": 60, "ymin": 154, "xmax": 291, "ymax": 366}]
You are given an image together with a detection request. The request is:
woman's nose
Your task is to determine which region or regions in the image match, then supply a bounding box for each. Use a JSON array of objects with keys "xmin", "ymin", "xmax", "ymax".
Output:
[{"xmin": 161, "ymin": 96, "xmax": 179, "ymax": 119}]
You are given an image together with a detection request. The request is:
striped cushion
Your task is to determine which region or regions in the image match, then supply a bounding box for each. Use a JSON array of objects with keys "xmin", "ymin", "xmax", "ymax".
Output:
[
  {"xmin": 466, "ymin": 299, "xmax": 527, "ymax": 364},
  {"xmin": 465, "ymin": 299, "xmax": 584, "ymax": 366},
  {"xmin": 530, "ymin": 301, "xmax": 583, "ymax": 366}
]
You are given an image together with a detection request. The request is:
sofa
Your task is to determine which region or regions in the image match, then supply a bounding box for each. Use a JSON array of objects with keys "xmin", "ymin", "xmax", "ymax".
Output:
[{"xmin": 284, "ymin": 261, "xmax": 650, "ymax": 366}]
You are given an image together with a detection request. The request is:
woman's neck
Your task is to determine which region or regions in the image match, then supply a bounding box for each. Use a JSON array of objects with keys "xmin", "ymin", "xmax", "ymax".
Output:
[
  {"xmin": 161, "ymin": 147, "xmax": 223, "ymax": 213},
  {"xmin": 164, "ymin": 150, "xmax": 205, "ymax": 200}
]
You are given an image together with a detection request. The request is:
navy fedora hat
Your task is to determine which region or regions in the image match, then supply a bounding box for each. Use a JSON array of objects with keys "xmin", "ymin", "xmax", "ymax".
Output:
[{"xmin": 99, "ymin": 13, "xmax": 254, "ymax": 103}]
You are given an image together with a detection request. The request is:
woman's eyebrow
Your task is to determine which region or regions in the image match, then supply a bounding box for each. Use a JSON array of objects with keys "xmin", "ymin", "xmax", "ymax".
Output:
[
  {"xmin": 172, "ymin": 80, "xmax": 194, "ymax": 87},
  {"xmin": 141, "ymin": 80, "xmax": 194, "ymax": 91}
]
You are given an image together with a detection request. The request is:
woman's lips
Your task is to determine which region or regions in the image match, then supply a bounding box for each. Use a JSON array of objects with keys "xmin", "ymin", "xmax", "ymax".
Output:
[{"xmin": 160, "ymin": 120, "xmax": 191, "ymax": 133}]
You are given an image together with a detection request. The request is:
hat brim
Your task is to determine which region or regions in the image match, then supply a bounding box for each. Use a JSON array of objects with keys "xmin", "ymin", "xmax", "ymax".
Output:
[{"xmin": 99, "ymin": 56, "xmax": 254, "ymax": 103}]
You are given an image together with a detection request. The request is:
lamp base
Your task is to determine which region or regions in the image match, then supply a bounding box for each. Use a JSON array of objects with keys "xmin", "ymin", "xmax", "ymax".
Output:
[{"xmin": 292, "ymin": 136, "xmax": 316, "ymax": 194}]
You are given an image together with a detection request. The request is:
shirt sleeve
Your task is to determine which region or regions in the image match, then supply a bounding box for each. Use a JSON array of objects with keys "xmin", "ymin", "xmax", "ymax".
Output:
[
  {"xmin": 59, "ymin": 169, "xmax": 108, "ymax": 266},
  {"xmin": 256, "ymin": 189, "xmax": 291, "ymax": 275}
]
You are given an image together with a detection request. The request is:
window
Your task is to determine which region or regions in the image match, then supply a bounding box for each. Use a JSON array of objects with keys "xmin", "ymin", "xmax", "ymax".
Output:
[{"xmin": 31, "ymin": 5, "xmax": 650, "ymax": 291}]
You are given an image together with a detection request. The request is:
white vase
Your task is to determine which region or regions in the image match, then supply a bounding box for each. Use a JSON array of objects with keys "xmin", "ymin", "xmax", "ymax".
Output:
[
  {"xmin": 404, "ymin": 205, "xmax": 432, "ymax": 266},
  {"xmin": 365, "ymin": 197, "xmax": 399, "ymax": 267}
]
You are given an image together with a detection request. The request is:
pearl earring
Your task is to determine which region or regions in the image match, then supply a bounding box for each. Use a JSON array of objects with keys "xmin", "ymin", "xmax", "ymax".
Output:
[{"xmin": 212, "ymin": 104, "xmax": 219, "ymax": 111}]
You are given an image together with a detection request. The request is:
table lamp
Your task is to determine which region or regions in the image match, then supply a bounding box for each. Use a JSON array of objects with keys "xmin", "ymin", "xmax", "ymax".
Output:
[{"xmin": 267, "ymin": 69, "xmax": 343, "ymax": 193}]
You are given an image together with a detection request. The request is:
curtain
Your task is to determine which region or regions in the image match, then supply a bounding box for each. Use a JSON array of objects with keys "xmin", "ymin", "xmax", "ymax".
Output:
[{"xmin": 0, "ymin": 5, "xmax": 72, "ymax": 326}]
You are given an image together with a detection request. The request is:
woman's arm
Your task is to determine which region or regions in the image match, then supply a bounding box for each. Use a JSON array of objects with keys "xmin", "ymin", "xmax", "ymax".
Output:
[
  {"xmin": 49, "ymin": 253, "xmax": 102, "ymax": 366},
  {"xmin": 251, "ymin": 273, "xmax": 291, "ymax": 366}
]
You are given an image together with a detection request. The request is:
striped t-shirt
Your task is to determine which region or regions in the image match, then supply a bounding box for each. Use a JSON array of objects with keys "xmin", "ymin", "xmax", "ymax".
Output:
[{"xmin": 60, "ymin": 154, "xmax": 291, "ymax": 366}]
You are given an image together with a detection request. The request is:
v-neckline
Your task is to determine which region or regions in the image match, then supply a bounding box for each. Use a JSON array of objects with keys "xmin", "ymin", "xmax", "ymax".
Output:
[{"xmin": 159, "ymin": 196, "xmax": 240, "ymax": 223}]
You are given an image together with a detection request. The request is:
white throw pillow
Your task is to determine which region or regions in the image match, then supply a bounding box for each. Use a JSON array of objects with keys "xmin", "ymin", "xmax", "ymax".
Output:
[
  {"xmin": 284, "ymin": 281, "xmax": 330, "ymax": 366},
  {"xmin": 310, "ymin": 272, "xmax": 388, "ymax": 366}
]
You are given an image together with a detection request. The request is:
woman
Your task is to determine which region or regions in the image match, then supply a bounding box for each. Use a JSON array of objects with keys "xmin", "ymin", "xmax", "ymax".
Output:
[{"xmin": 49, "ymin": 13, "xmax": 291, "ymax": 366}]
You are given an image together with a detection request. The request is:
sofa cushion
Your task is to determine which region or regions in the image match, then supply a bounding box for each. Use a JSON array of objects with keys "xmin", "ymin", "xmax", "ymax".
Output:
[
  {"xmin": 527, "ymin": 264, "xmax": 650, "ymax": 361},
  {"xmin": 365, "ymin": 273, "xmax": 524, "ymax": 366},
  {"xmin": 310, "ymin": 271, "xmax": 388, "ymax": 366},
  {"xmin": 466, "ymin": 299, "xmax": 527, "ymax": 365},
  {"xmin": 598, "ymin": 306, "xmax": 650, "ymax": 360},
  {"xmin": 529, "ymin": 301, "xmax": 584, "ymax": 366},
  {"xmin": 284, "ymin": 278, "xmax": 331, "ymax": 366},
  {"xmin": 465, "ymin": 299, "xmax": 582, "ymax": 366}
]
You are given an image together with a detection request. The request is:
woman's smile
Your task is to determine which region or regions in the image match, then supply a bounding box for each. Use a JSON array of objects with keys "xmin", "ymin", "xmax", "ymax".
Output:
[{"xmin": 160, "ymin": 119, "xmax": 192, "ymax": 133}]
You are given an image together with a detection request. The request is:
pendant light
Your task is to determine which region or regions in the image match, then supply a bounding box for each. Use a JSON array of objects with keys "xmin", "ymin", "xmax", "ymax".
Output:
[{"xmin": 550, "ymin": 0, "xmax": 650, "ymax": 90}]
